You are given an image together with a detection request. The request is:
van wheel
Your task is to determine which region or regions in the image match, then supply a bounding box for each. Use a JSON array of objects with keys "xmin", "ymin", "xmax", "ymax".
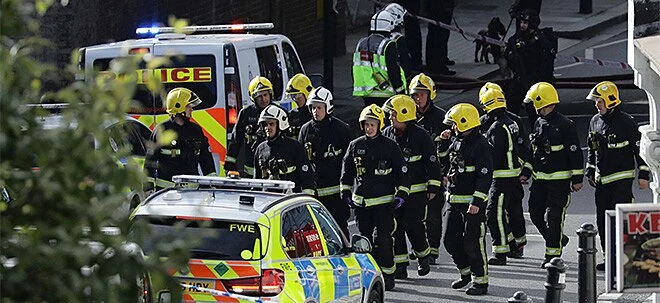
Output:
[{"xmin": 367, "ymin": 283, "xmax": 383, "ymax": 303}]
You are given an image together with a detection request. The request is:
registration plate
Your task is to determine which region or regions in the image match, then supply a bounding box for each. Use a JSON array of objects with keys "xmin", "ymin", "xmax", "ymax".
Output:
[{"xmin": 181, "ymin": 279, "xmax": 216, "ymax": 294}]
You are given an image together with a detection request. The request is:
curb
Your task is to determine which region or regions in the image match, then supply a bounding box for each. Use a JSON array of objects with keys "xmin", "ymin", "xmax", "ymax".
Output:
[{"xmin": 555, "ymin": 2, "xmax": 628, "ymax": 39}]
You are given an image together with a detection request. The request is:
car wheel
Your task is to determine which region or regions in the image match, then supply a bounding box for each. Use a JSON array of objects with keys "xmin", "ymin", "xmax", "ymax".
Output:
[{"xmin": 366, "ymin": 282, "xmax": 383, "ymax": 303}]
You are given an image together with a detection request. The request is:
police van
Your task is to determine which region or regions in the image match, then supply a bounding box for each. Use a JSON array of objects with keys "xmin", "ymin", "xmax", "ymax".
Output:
[{"xmin": 78, "ymin": 23, "xmax": 311, "ymax": 175}]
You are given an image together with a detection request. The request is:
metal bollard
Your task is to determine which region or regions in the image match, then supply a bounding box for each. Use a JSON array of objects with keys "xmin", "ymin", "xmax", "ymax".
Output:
[
  {"xmin": 545, "ymin": 257, "xmax": 567, "ymax": 303},
  {"xmin": 579, "ymin": 0, "xmax": 592, "ymax": 14},
  {"xmin": 577, "ymin": 223, "xmax": 598, "ymax": 303},
  {"xmin": 508, "ymin": 291, "xmax": 533, "ymax": 302}
]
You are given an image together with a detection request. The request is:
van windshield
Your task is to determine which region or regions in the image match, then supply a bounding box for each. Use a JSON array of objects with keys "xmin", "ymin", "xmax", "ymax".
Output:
[{"xmin": 93, "ymin": 55, "xmax": 218, "ymax": 115}]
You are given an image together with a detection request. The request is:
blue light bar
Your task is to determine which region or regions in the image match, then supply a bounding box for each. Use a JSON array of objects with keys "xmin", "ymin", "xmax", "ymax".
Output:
[{"xmin": 136, "ymin": 27, "xmax": 161, "ymax": 35}]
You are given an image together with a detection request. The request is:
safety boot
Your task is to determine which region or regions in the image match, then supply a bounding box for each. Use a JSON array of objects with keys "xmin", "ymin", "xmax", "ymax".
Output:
[
  {"xmin": 562, "ymin": 234, "xmax": 569, "ymax": 247},
  {"xmin": 465, "ymin": 283, "xmax": 488, "ymax": 296},
  {"xmin": 487, "ymin": 254, "xmax": 507, "ymax": 266},
  {"xmin": 394, "ymin": 265, "xmax": 408, "ymax": 279},
  {"xmin": 417, "ymin": 256, "xmax": 430, "ymax": 276},
  {"xmin": 451, "ymin": 274, "xmax": 472, "ymax": 289},
  {"xmin": 408, "ymin": 251, "xmax": 417, "ymax": 260},
  {"xmin": 429, "ymin": 257, "xmax": 438, "ymax": 265},
  {"xmin": 384, "ymin": 274, "xmax": 396, "ymax": 291},
  {"xmin": 508, "ymin": 246, "xmax": 524, "ymax": 259}
]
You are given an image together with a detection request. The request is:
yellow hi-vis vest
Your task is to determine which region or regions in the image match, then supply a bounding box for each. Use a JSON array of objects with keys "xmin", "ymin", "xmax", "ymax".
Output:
[{"xmin": 352, "ymin": 34, "xmax": 406, "ymax": 98}]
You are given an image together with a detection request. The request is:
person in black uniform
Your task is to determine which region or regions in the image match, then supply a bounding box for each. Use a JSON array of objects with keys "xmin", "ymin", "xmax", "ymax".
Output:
[
  {"xmin": 298, "ymin": 86, "xmax": 353, "ymax": 238},
  {"xmin": 523, "ymin": 82, "xmax": 583, "ymax": 268},
  {"xmin": 224, "ymin": 76, "xmax": 274, "ymax": 177},
  {"xmin": 396, "ymin": 0, "xmax": 422, "ymax": 71},
  {"xmin": 253, "ymin": 105, "xmax": 315, "ymax": 195},
  {"xmin": 286, "ymin": 73, "xmax": 314, "ymax": 138},
  {"xmin": 145, "ymin": 87, "xmax": 216, "ymax": 189},
  {"xmin": 509, "ymin": 0, "xmax": 542, "ymax": 29},
  {"xmin": 382, "ymin": 95, "xmax": 440, "ymax": 279},
  {"xmin": 384, "ymin": 3, "xmax": 413, "ymax": 79},
  {"xmin": 438, "ymin": 103, "xmax": 492, "ymax": 296},
  {"xmin": 426, "ymin": 0, "xmax": 456, "ymax": 75},
  {"xmin": 585, "ymin": 81, "xmax": 650, "ymax": 270},
  {"xmin": 341, "ymin": 104, "xmax": 410, "ymax": 291}
]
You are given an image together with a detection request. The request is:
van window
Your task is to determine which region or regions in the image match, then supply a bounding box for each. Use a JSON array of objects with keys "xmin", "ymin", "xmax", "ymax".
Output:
[
  {"xmin": 282, "ymin": 42, "xmax": 303, "ymax": 78},
  {"xmin": 255, "ymin": 46, "xmax": 283, "ymax": 99},
  {"xmin": 223, "ymin": 44, "xmax": 241, "ymax": 132}
]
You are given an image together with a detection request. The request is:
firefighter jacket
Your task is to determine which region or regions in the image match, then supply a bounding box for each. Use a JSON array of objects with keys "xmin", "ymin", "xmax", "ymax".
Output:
[
  {"xmin": 505, "ymin": 28, "xmax": 557, "ymax": 88},
  {"xmin": 298, "ymin": 116, "xmax": 353, "ymax": 197},
  {"xmin": 146, "ymin": 119, "xmax": 216, "ymax": 188},
  {"xmin": 254, "ymin": 133, "xmax": 315, "ymax": 194},
  {"xmin": 352, "ymin": 33, "xmax": 407, "ymax": 98},
  {"xmin": 225, "ymin": 104, "xmax": 268, "ymax": 175},
  {"xmin": 417, "ymin": 104, "xmax": 449, "ymax": 144},
  {"xmin": 340, "ymin": 134, "xmax": 411, "ymax": 207},
  {"xmin": 287, "ymin": 105, "xmax": 312, "ymax": 139},
  {"xmin": 529, "ymin": 110, "xmax": 584, "ymax": 184},
  {"xmin": 382, "ymin": 123, "xmax": 443, "ymax": 195},
  {"xmin": 586, "ymin": 108, "xmax": 650, "ymax": 184},
  {"xmin": 480, "ymin": 108, "xmax": 531, "ymax": 178},
  {"xmin": 439, "ymin": 130, "xmax": 493, "ymax": 209}
]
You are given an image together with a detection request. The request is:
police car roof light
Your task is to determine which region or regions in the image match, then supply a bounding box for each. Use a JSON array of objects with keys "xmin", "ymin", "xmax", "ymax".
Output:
[
  {"xmin": 135, "ymin": 23, "xmax": 275, "ymax": 35},
  {"xmin": 171, "ymin": 175, "xmax": 295, "ymax": 192}
]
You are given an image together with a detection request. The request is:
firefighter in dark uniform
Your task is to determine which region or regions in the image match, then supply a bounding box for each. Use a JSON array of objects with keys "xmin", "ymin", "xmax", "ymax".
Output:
[
  {"xmin": 479, "ymin": 88, "xmax": 528, "ymax": 266},
  {"xmin": 585, "ymin": 81, "xmax": 650, "ymax": 270},
  {"xmin": 224, "ymin": 76, "xmax": 274, "ymax": 177},
  {"xmin": 254, "ymin": 105, "xmax": 315, "ymax": 195},
  {"xmin": 146, "ymin": 88, "xmax": 216, "ymax": 189},
  {"xmin": 341, "ymin": 104, "xmax": 410, "ymax": 291},
  {"xmin": 438, "ymin": 103, "xmax": 492, "ymax": 296},
  {"xmin": 298, "ymin": 86, "xmax": 353, "ymax": 237},
  {"xmin": 384, "ymin": 3, "xmax": 413, "ymax": 79},
  {"xmin": 286, "ymin": 73, "xmax": 314, "ymax": 138},
  {"xmin": 382, "ymin": 95, "xmax": 440, "ymax": 279},
  {"xmin": 523, "ymin": 82, "xmax": 583, "ymax": 268}
]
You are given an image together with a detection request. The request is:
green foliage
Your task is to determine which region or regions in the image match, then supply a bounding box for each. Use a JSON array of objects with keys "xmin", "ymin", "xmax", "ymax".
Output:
[{"xmin": 0, "ymin": 1, "xmax": 191, "ymax": 301}]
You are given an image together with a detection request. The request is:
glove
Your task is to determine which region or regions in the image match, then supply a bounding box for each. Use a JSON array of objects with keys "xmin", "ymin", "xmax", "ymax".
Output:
[{"xmin": 393, "ymin": 197, "xmax": 405, "ymax": 210}]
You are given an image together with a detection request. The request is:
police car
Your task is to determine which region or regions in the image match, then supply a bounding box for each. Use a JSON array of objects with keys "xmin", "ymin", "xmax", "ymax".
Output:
[
  {"xmin": 78, "ymin": 23, "xmax": 314, "ymax": 175},
  {"xmin": 131, "ymin": 175, "xmax": 384, "ymax": 303}
]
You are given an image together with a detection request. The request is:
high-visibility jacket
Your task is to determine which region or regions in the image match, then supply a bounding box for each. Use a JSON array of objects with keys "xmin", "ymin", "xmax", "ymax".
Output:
[
  {"xmin": 529, "ymin": 110, "xmax": 583, "ymax": 184},
  {"xmin": 352, "ymin": 33, "xmax": 407, "ymax": 98}
]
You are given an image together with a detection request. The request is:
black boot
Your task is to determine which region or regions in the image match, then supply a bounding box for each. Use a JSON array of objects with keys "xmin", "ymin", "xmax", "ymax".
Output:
[
  {"xmin": 488, "ymin": 254, "xmax": 507, "ymax": 266},
  {"xmin": 417, "ymin": 256, "xmax": 430, "ymax": 276},
  {"xmin": 562, "ymin": 235, "xmax": 569, "ymax": 247},
  {"xmin": 384, "ymin": 274, "xmax": 395, "ymax": 291},
  {"xmin": 465, "ymin": 283, "xmax": 488, "ymax": 295},
  {"xmin": 394, "ymin": 265, "xmax": 408, "ymax": 279},
  {"xmin": 451, "ymin": 274, "xmax": 472, "ymax": 289},
  {"xmin": 596, "ymin": 262, "xmax": 605, "ymax": 271},
  {"xmin": 408, "ymin": 251, "xmax": 417, "ymax": 260},
  {"xmin": 429, "ymin": 256, "xmax": 438, "ymax": 265},
  {"xmin": 508, "ymin": 245, "xmax": 524, "ymax": 259}
]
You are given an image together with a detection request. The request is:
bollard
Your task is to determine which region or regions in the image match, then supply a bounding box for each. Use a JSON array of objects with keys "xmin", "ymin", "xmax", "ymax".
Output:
[
  {"xmin": 579, "ymin": 0, "xmax": 592, "ymax": 14},
  {"xmin": 545, "ymin": 257, "xmax": 567, "ymax": 303},
  {"xmin": 508, "ymin": 291, "xmax": 533, "ymax": 302},
  {"xmin": 577, "ymin": 223, "xmax": 598, "ymax": 303}
]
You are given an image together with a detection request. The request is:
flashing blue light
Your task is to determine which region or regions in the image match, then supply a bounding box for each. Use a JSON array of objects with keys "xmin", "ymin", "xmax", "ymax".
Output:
[{"xmin": 135, "ymin": 27, "xmax": 161, "ymax": 35}]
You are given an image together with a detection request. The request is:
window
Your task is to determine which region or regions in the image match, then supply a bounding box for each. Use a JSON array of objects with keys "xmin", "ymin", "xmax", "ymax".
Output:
[
  {"xmin": 310, "ymin": 204, "xmax": 346, "ymax": 256},
  {"xmin": 256, "ymin": 46, "xmax": 283, "ymax": 99},
  {"xmin": 282, "ymin": 42, "xmax": 303, "ymax": 79},
  {"xmin": 223, "ymin": 44, "xmax": 242, "ymax": 133},
  {"xmin": 281, "ymin": 205, "xmax": 324, "ymax": 258}
]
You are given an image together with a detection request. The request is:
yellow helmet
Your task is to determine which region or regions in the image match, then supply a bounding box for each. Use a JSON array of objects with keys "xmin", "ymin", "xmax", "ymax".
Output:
[
  {"xmin": 586, "ymin": 81, "xmax": 620, "ymax": 109},
  {"xmin": 408, "ymin": 73, "xmax": 436, "ymax": 100},
  {"xmin": 479, "ymin": 88, "xmax": 507, "ymax": 113},
  {"xmin": 524, "ymin": 82, "xmax": 559, "ymax": 110},
  {"xmin": 443, "ymin": 103, "xmax": 481, "ymax": 133},
  {"xmin": 285, "ymin": 73, "xmax": 314, "ymax": 100},
  {"xmin": 248, "ymin": 76, "xmax": 274, "ymax": 101},
  {"xmin": 383, "ymin": 95, "xmax": 417, "ymax": 123},
  {"xmin": 478, "ymin": 82, "xmax": 503, "ymax": 101},
  {"xmin": 166, "ymin": 87, "xmax": 201, "ymax": 115},
  {"xmin": 359, "ymin": 104, "xmax": 385, "ymax": 130}
]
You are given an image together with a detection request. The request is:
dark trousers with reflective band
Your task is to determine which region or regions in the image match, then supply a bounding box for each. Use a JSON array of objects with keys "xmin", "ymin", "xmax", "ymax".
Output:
[
  {"xmin": 426, "ymin": 191, "xmax": 446, "ymax": 258},
  {"xmin": 355, "ymin": 203, "xmax": 396, "ymax": 275},
  {"xmin": 394, "ymin": 192, "xmax": 431, "ymax": 266},
  {"xmin": 528, "ymin": 180, "xmax": 571, "ymax": 258},
  {"xmin": 444, "ymin": 203, "xmax": 489, "ymax": 285},
  {"xmin": 317, "ymin": 194, "xmax": 351, "ymax": 240},
  {"xmin": 487, "ymin": 178, "xmax": 526, "ymax": 253},
  {"xmin": 596, "ymin": 178, "xmax": 634, "ymax": 251}
]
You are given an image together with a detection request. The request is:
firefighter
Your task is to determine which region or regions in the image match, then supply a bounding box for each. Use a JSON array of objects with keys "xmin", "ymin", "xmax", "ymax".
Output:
[
  {"xmin": 225, "ymin": 76, "xmax": 274, "ymax": 177},
  {"xmin": 298, "ymin": 86, "xmax": 353, "ymax": 237},
  {"xmin": 341, "ymin": 104, "xmax": 410, "ymax": 291},
  {"xmin": 352, "ymin": 10, "xmax": 407, "ymax": 107},
  {"xmin": 145, "ymin": 87, "xmax": 216, "ymax": 189},
  {"xmin": 479, "ymin": 88, "xmax": 527, "ymax": 265},
  {"xmin": 286, "ymin": 73, "xmax": 314, "ymax": 138},
  {"xmin": 254, "ymin": 105, "xmax": 315, "ymax": 194},
  {"xmin": 523, "ymin": 82, "xmax": 583, "ymax": 268},
  {"xmin": 383, "ymin": 3, "xmax": 413, "ymax": 79},
  {"xmin": 382, "ymin": 95, "xmax": 440, "ymax": 279},
  {"xmin": 438, "ymin": 103, "xmax": 492, "ymax": 296},
  {"xmin": 585, "ymin": 81, "xmax": 650, "ymax": 271}
]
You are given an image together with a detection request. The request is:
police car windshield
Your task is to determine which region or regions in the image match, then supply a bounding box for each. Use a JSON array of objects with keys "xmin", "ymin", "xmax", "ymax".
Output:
[
  {"xmin": 93, "ymin": 55, "xmax": 218, "ymax": 115},
  {"xmin": 137, "ymin": 216, "xmax": 263, "ymax": 261}
]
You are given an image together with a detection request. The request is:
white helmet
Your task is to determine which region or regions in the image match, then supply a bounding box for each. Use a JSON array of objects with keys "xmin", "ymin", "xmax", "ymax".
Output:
[
  {"xmin": 258, "ymin": 105, "xmax": 289, "ymax": 131},
  {"xmin": 384, "ymin": 3, "xmax": 406, "ymax": 26},
  {"xmin": 307, "ymin": 86, "xmax": 334, "ymax": 114},
  {"xmin": 370, "ymin": 10, "xmax": 396, "ymax": 33}
]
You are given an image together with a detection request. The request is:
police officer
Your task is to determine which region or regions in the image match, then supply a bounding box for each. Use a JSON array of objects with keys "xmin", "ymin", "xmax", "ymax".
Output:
[
  {"xmin": 523, "ymin": 82, "xmax": 583, "ymax": 268},
  {"xmin": 225, "ymin": 76, "xmax": 274, "ymax": 177},
  {"xmin": 254, "ymin": 105, "xmax": 315, "ymax": 195},
  {"xmin": 353, "ymin": 10, "xmax": 407, "ymax": 107},
  {"xmin": 479, "ymin": 88, "xmax": 527, "ymax": 266},
  {"xmin": 439, "ymin": 103, "xmax": 492, "ymax": 296},
  {"xmin": 397, "ymin": 0, "xmax": 422, "ymax": 71},
  {"xmin": 409, "ymin": 73, "xmax": 449, "ymax": 263},
  {"xmin": 383, "ymin": 3, "xmax": 413, "ymax": 79},
  {"xmin": 382, "ymin": 95, "xmax": 440, "ymax": 279},
  {"xmin": 585, "ymin": 81, "xmax": 650, "ymax": 270},
  {"xmin": 146, "ymin": 87, "xmax": 216, "ymax": 189},
  {"xmin": 298, "ymin": 87, "xmax": 353, "ymax": 237},
  {"xmin": 286, "ymin": 73, "xmax": 314, "ymax": 138},
  {"xmin": 426, "ymin": 0, "xmax": 456, "ymax": 75},
  {"xmin": 341, "ymin": 105, "xmax": 410, "ymax": 291}
]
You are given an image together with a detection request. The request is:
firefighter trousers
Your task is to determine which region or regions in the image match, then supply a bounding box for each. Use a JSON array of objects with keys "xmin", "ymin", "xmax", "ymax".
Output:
[
  {"xmin": 426, "ymin": 191, "xmax": 446, "ymax": 259},
  {"xmin": 596, "ymin": 178, "xmax": 634, "ymax": 251},
  {"xmin": 444, "ymin": 203, "xmax": 489, "ymax": 286},
  {"xmin": 317, "ymin": 194, "xmax": 351, "ymax": 240},
  {"xmin": 486, "ymin": 178, "xmax": 526, "ymax": 254},
  {"xmin": 528, "ymin": 180, "xmax": 571, "ymax": 259},
  {"xmin": 355, "ymin": 203, "xmax": 396, "ymax": 275},
  {"xmin": 394, "ymin": 192, "xmax": 431, "ymax": 267}
]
